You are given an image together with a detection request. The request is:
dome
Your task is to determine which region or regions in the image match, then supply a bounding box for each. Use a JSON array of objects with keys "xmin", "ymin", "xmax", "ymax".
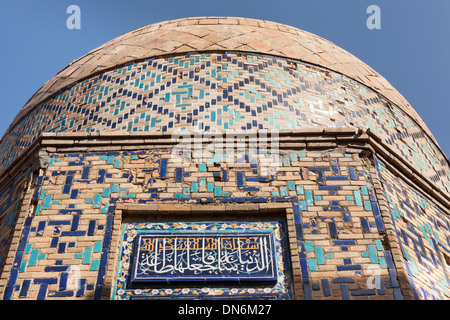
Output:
[
  {"xmin": 0, "ymin": 17, "xmax": 448, "ymax": 192},
  {"xmin": 10, "ymin": 17, "xmax": 433, "ymax": 138}
]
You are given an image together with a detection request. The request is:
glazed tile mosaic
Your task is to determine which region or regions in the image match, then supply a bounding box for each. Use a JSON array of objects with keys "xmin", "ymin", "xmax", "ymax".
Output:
[
  {"xmin": 114, "ymin": 220, "xmax": 292, "ymax": 299},
  {"xmin": 1, "ymin": 145, "xmax": 412, "ymax": 299},
  {"xmin": 0, "ymin": 17, "xmax": 448, "ymax": 300},
  {"xmin": 375, "ymin": 156, "xmax": 450, "ymax": 299},
  {"xmin": 0, "ymin": 52, "xmax": 448, "ymax": 194}
]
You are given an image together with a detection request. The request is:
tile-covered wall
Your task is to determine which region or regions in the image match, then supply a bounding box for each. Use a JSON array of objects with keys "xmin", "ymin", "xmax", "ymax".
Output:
[
  {"xmin": 1, "ymin": 144, "xmax": 409, "ymax": 300},
  {"xmin": 0, "ymin": 52, "xmax": 448, "ymax": 194},
  {"xmin": 0, "ymin": 50, "xmax": 448, "ymax": 300},
  {"xmin": 0, "ymin": 168, "xmax": 32, "ymax": 280},
  {"xmin": 374, "ymin": 156, "xmax": 450, "ymax": 300}
]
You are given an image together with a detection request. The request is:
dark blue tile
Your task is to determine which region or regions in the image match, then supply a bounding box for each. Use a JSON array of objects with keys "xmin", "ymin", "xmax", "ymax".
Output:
[
  {"xmin": 329, "ymin": 222, "xmax": 338, "ymax": 238},
  {"xmin": 81, "ymin": 166, "xmax": 90, "ymax": 179},
  {"xmin": 319, "ymin": 186, "xmax": 342, "ymax": 191},
  {"xmin": 321, "ymin": 279, "xmax": 331, "ymax": 297},
  {"xmin": 337, "ymin": 265, "xmax": 361, "ymax": 271},
  {"xmin": 325, "ymin": 176, "xmax": 349, "ymax": 181},
  {"xmin": 59, "ymin": 272, "xmax": 68, "ymax": 291},
  {"xmin": 60, "ymin": 231, "xmax": 86, "ymax": 236},
  {"xmin": 175, "ymin": 167, "xmax": 183, "ymax": 182},
  {"xmin": 303, "ymin": 283, "xmax": 312, "ymax": 300},
  {"xmin": 19, "ymin": 280, "xmax": 31, "ymax": 298},
  {"xmin": 49, "ymin": 291, "xmax": 74, "ymax": 297},
  {"xmin": 33, "ymin": 278, "xmax": 58, "ymax": 284},
  {"xmin": 97, "ymin": 169, "xmax": 106, "ymax": 183},
  {"xmin": 37, "ymin": 284, "xmax": 48, "ymax": 300},
  {"xmin": 71, "ymin": 215, "xmax": 80, "ymax": 231},
  {"xmin": 331, "ymin": 277, "xmax": 355, "ymax": 283},
  {"xmin": 44, "ymin": 266, "xmax": 69, "ymax": 272},
  {"xmin": 88, "ymin": 220, "xmax": 96, "ymax": 236},
  {"xmin": 351, "ymin": 289, "xmax": 376, "ymax": 296},
  {"xmin": 36, "ymin": 221, "xmax": 46, "ymax": 237},
  {"xmin": 360, "ymin": 217, "xmax": 371, "ymax": 233},
  {"xmin": 349, "ymin": 167, "xmax": 357, "ymax": 180},
  {"xmin": 333, "ymin": 240, "xmax": 356, "ymax": 246},
  {"xmin": 237, "ymin": 172, "xmax": 244, "ymax": 187},
  {"xmin": 160, "ymin": 158, "xmax": 168, "ymax": 178},
  {"xmin": 340, "ymin": 285, "xmax": 350, "ymax": 300}
]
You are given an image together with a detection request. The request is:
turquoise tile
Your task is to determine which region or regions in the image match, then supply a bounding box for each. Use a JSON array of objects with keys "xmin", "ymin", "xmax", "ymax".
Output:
[
  {"xmin": 74, "ymin": 253, "xmax": 83, "ymax": 259},
  {"xmin": 94, "ymin": 194, "xmax": 102, "ymax": 208},
  {"xmin": 103, "ymin": 188, "xmax": 111, "ymax": 197},
  {"xmin": 305, "ymin": 190, "xmax": 313, "ymax": 206},
  {"xmin": 83, "ymin": 247, "xmax": 92, "ymax": 264},
  {"xmin": 379, "ymin": 257, "xmax": 387, "ymax": 269},
  {"xmin": 354, "ymin": 190, "xmax": 362, "ymax": 206},
  {"xmin": 29, "ymin": 249, "xmax": 39, "ymax": 267},
  {"xmin": 368, "ymin": 245, "xmax": 378, "ymax": 264},
  {"xmin": 375, "ymin": 240, "xmax": 383, "ymax": 251},
  {"xmin": 308, "ymin": 259, "xmax": 318, "ymax": 271},
  {"xmin": 287, "ymin": 181, "xmax": 295, "ymax": 191},
  {"xmin": 43, "ymin": 195, "xmax": 53, "ymax": 210},
  {"xmin": 364, "ymin": 201, "xmax": 372, "ymax": 211},
  {"xmin": 90, "ymin": 259, "xmax": 100, "ymax": 271},
  {"xmin": 112, "ymin": 183, "xmax": 119, "ymax": 193},
  {"xmin": 361, "ymin": 186, "xmax": 368, "ymax": 195},
  {"xmin": 315, "ymin": 246, "xmax": 325, "ymax": 265},
  {"xmin": 299, "ymin": 201, "xmax": 307, "ymax": 211},
  {"xmin": 94, "ymin": 242, "xmax": 102, "ymax": 253}
]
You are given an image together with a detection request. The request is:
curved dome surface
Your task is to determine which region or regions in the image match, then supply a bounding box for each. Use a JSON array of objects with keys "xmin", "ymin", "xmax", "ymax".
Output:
[
  {"xmin": 1, "ymin": 17, "xmax": 449, "ymax": 194},
  {"xmin": 10, "ymin": 17, "xmax": 433, "ymax": 139}
]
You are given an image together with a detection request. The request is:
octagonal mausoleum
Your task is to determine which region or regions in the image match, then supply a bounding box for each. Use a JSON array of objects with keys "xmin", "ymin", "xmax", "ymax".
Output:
[{"xmin": 0, "ymin": 17, "xmax": 449, "ymax": 300}]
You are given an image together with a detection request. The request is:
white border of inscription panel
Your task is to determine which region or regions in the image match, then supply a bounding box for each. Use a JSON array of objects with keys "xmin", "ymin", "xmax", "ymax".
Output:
[{"xmin": 130, "ymin": 231, "xmax": 277, "ymax": 283}]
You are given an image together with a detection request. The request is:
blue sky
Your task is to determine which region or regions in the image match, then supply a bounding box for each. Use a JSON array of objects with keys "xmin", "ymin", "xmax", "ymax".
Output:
[{"xmin": 0, "ymin": 0, "xmax": 449, "ymax": 158}]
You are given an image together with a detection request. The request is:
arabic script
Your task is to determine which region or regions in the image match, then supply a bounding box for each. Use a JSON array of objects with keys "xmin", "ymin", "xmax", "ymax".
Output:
[{"xmin": 131, "ymin": 233, "xmax": 276, "ymax": 282}]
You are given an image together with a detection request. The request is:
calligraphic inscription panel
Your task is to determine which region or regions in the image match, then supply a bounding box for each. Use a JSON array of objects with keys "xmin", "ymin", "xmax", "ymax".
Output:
[
  {"xmin": 114, "ymin": 221, "xmax": 293, "ymax": 299},
  {"xmin": 131, "ymin": 232, "xmax": 277, "ymax": 283}
]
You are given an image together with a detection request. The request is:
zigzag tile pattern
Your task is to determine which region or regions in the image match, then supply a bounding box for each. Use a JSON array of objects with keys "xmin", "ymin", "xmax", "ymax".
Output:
[{"xmin": 1, "ymin": 52, "xmax": 448, "ymax": 193}]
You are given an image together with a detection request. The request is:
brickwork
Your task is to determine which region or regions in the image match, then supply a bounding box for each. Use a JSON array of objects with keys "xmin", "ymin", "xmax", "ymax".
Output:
[
  {"xmin": 374, "ymin": 156, "xmax": 450, "ymax": 299},
  {"xmin": 0, "ymin": 132, "xmax": 417, "ymax": 300},
  {"xmin": 1, "ymin": 52, "xmax": 448, "ymax": 193},
  {"xmin": 0, "ymin": 17, "xmax": 448, "ymax": 300}
]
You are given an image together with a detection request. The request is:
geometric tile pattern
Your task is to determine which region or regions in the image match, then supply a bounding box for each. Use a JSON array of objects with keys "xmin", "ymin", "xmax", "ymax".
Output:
[
  {"xmin": 3, "ymin": 146, "xmax": 406, "ymax": 299},
  {"xmin": 0, "ymin": 18, "xmax": 448, "ymax": 301},
  {"xmin": 375, "ymin": 156, "xmax": 450, "ymax": 299},
  {"xmin": 1, "ymin": 52, "xmax": 448, "ymax": 195},
  {"xmin": 11, "ymin": 17, "xmax": 433, "ymax": 143}
]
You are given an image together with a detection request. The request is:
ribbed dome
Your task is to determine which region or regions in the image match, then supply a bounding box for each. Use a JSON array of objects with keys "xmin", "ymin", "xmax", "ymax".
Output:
[{"xmin": 11, "ymin": 17, "xmax": 433, "ymax": 141}]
